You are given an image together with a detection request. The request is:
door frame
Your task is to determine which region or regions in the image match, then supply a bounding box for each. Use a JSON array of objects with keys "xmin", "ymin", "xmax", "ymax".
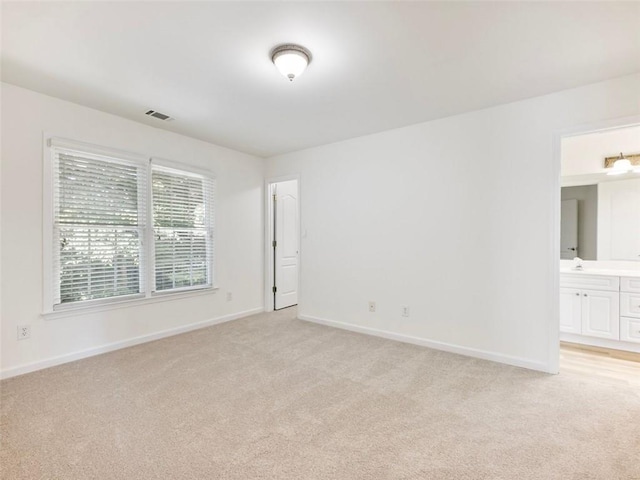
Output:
[
  {"xmin": 264, "ymin": 174, "xmax": 301, "ymax": 312},
  {"xmin": 551, "ymin": 113, "xmax": 640, "ymax": 374}
]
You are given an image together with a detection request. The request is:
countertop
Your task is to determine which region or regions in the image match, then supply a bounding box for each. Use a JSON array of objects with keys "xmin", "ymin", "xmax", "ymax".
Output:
[{"xmin": 560, "ymin": 268, "xmax": 640, "ymax": 278}]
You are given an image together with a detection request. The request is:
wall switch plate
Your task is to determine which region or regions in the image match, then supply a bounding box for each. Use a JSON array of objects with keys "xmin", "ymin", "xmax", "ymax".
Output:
[
  {"xmin": 17, "ymin": 325, "xmax": 31, "ymax": 340},
  {"xmin": 368, "ymin": 301, "xmax": 376, "ymax": 313},
  {"xmin": 401, "ymin": 305, "xmax": 410, "ymax": 317},
  {"xmin": 226, "ymin": 292, "xmax": 233, "ymax": 302}
]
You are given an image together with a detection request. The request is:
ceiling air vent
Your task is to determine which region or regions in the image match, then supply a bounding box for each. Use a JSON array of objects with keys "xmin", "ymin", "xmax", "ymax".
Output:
[{"xmin": 145, "ymin": 110, "xmax": 173, "ymax": 121}]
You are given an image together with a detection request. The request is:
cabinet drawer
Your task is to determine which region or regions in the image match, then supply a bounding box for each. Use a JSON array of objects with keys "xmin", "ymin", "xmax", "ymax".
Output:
[
  {"xmin": 620, "ymin": 317, "xmax": 640, "ymax": 344},
  {"xmin": 560, "ymin": 274, "xmax": 619, "ymax": 292},
  {"xmin": 621, "ymin": 277, "xmax": 640, "ymax": 293},
  {"xmin": 621, "ymin": 293, "xmax": 640, "ymax": 318}
]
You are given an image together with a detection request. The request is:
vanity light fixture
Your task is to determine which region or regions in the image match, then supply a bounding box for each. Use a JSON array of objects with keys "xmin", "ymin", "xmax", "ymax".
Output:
[
  {"xmin": 271, "ymin": 44, "xmax": 311, "ymax": 82},
  {"xmin": 606, "ymin": 152, "xmax": 637, "ymax": 176}
]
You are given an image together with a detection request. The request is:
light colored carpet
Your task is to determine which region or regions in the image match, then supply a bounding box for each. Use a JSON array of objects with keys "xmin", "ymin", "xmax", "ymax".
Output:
[{"xmin": 2, "ymin": 307, "xmax": 639, "ymax": 480}]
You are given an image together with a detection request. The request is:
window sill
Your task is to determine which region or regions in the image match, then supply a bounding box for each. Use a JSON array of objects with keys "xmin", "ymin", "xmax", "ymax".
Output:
[{"xmin": 42, "ymin": 286, "xmax": 219, "ymax": 320}]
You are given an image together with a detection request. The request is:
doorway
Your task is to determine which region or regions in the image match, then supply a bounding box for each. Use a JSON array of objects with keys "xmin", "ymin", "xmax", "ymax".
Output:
[
  {"xmin": 556, "ymin": 118, "xmax": 640, "ymax": 376},
  {"xmin": 266, "ymin": 177, "xmax": 299, "ymax": 310}
]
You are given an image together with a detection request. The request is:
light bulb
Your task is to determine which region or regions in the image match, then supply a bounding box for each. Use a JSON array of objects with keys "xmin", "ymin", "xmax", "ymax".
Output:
[
  {"xmin": 612, "ymin": 158, "xmax": 632, "ymax": 170},
  {"xmin": 606, "ymin": 154, "xmax": 633, "ymax": 176}
]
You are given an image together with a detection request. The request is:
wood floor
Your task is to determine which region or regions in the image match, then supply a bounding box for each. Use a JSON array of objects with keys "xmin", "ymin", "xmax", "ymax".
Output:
[{"xmin": 560, "ymin": 342, "xmax": 640, "ymax": 387}]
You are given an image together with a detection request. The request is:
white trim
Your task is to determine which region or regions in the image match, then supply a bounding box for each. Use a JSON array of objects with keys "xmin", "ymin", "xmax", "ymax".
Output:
[
  {"xmin": 555, "ymin": 114, "xmax": 640, "ymax": 140},
  {"xmin": 209, "ymin": 177, "xmax": 217, "ymax": 288},
  {"xmin": 299, "ymin": 314, "xmax": 552, "ymax": 373},
  {"xmin": 151, "ymin": 157, "xmax": 214, "ymax": 177},
  {"xmin": 560, "ymin": 333, "xmax": 640, "ymax": 354},
  {"xmin": 143, "ymin": 158, "xmax": 154, "ymax": 294},
  {"xmin": 2, "ymin": 307, "xmax": 264, "ymax": 380},
  {"xmin": 51, "ymin": 292, "xmax": 147, "ymax": 312},
  {"xmin": 264, "ymin": 174, "xmax": 301, "ymax": 312},
  {"xmin": 48, "ymin": 136, "xmax": 148, "ymax": 165},
  {"xmin": 548, "ymin": 131, "xmax": 562, "ymax": 374},
  {"xmin": 42, "ymin": 133, "xmax": 55, "ymax": 312},
  {"xmin": 43, "ymin": 285, "xmax": 219, "ymax": 320}
]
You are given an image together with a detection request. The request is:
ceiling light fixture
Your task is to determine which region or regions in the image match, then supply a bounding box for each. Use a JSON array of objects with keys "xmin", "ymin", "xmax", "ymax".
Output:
[
  {"xmin": 271, "ymin": 44, "xmax": 311, "ymax": 82},
  {"xmin": 606, "ymin": 152, "xmax": 637, "ymax": 176}
]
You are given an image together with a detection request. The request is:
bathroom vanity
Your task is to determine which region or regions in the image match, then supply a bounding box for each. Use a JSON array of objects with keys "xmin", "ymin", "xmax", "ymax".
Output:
[{"xmin": 560, "ymin": 269, "xmax": 640, "ymax": 352}]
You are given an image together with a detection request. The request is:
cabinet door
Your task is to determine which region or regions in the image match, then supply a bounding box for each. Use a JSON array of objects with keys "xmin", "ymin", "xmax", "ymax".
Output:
[
  {"xmin": 560, "ymin": 288, "xmax": 582, "ymax": 334},
  {"xmin": 581, "ymin": 290, "xmax": 620, "ymax": 340}
]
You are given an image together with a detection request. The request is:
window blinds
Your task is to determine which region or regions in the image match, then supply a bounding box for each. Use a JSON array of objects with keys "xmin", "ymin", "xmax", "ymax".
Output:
[
  {"xmin": 152, "ymin": 166, "xmax": 214, "ymax": 291},
  {"xmin": 52, "ymin": 149, "xmax": 147, "ymax": 305}
]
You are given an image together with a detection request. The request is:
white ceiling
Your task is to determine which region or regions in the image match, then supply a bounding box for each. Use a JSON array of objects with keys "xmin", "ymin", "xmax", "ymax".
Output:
[{"xmin": 2, "ymin": 2, "xmax": 639, "ymax": 157}]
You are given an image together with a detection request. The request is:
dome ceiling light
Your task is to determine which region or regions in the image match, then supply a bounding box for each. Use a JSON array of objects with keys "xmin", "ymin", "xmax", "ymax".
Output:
[{"xmin": 271, "ymin": 44, "xmax": 311, "ymax": 82}]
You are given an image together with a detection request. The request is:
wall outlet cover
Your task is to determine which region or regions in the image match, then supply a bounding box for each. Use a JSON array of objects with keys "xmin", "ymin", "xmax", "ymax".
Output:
[
  {"xmin": 17, "ymin": 325, "xmax": 31, "ymax": 340},
  {"xmin": 368, "ymin": 301, "xmax": 376, "ymax": 313}
]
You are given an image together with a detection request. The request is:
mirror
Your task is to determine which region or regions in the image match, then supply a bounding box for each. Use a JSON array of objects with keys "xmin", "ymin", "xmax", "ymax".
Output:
[
  {"xmin": 560, "ymin": 125, "xmax": 640, "ymax": 262},
  {"xmin": 560, "ymin": 186, "xmax": 596, "ymax": 260}
]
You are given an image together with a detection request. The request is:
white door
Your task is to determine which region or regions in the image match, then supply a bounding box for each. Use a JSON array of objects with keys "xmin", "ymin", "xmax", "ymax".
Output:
[
  {"xmin": 560, "ymin": 199, "xmax": 578, "ymax": 259},
  {"xmin": 581, "ymin": 289, "xmax": 620, "ymax": 340},
  {"xmin": 559, "ymin": 287, "xmax": 582, "ymax": 334},
  {"xmin": 273, "ymin": 180, "xmax": 298, "ymax": 309}
]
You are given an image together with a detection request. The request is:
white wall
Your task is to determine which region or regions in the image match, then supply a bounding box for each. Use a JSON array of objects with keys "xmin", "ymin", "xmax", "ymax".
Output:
[
  {"xmin": 1, "ymin": 83, "xmax": 265, "ymax": 378},
  {"xmin": 266, "ymin": 73, "xmax": 640, "ymax": 373}
]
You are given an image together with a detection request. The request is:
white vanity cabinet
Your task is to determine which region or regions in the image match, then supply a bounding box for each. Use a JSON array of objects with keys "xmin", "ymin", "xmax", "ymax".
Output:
[
  {"xmin": 560, "ymin": 272, "xmax": 640, "ymax": 351},
  {"xmin": 620, "ymin": 276, "xmax": 640, "ymax": 344},
  {"xmin": 559, "ymin": 274, "xmax": 619, "ymax": 340}
]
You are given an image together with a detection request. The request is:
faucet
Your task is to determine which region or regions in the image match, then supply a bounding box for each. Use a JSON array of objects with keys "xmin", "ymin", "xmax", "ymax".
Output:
[{"xmin": 572, "ymin": 257, "xmax": 583, "ymax": 271}]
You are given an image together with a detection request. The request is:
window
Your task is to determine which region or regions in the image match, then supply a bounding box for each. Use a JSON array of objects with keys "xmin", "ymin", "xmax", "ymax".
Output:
[
  {"xmin": 46, "ymin": 138, "xmax": 215, "ymax": 312},
  {"xmin": 152, "ymin": 165, "xmax": 214, "ymax": 292}
]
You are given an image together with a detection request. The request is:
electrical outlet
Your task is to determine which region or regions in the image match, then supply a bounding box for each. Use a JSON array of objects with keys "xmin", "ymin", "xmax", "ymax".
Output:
[
  {"xmin": 226, "ymin": 292, "xmax": 233, "ymax": 302},
  {"xmin": 401, "ymin": 305, "xmax": 410, "ymax": 317},
  {"xmin": 17, "ymin": 325, "xmax": 31, "ymax": 340},
  {"xmin": 368, "ymin": 301, "xmax": 376, "ymax": 313}
]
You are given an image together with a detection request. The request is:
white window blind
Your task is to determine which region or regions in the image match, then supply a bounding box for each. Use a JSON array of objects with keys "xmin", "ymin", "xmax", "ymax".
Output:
[
  {"xmin": 52, "ymin": 147, "xmax": 147, "ymax": 305},
  {"xmin": 152, "ymin": 166, "xmax": 214, "ymax": 292}
]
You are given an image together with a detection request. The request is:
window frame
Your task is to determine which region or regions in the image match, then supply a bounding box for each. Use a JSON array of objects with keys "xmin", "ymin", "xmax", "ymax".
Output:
[{"xmin": 42, "ymin": 136, "xmax": 217, "ymax": 317}]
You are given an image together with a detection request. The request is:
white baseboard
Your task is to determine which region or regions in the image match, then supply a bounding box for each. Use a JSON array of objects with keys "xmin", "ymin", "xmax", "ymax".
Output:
[
  {"xmin": 299, "ymin": 314, "xmax": 552, "ymax": 373},
  {"xmin": 1, "ymin": 307, "xmax": 264, "ymax": 380},
  {"xmin": 560, "ymin": 332, "xmax": 640, "ymax": 353}
]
